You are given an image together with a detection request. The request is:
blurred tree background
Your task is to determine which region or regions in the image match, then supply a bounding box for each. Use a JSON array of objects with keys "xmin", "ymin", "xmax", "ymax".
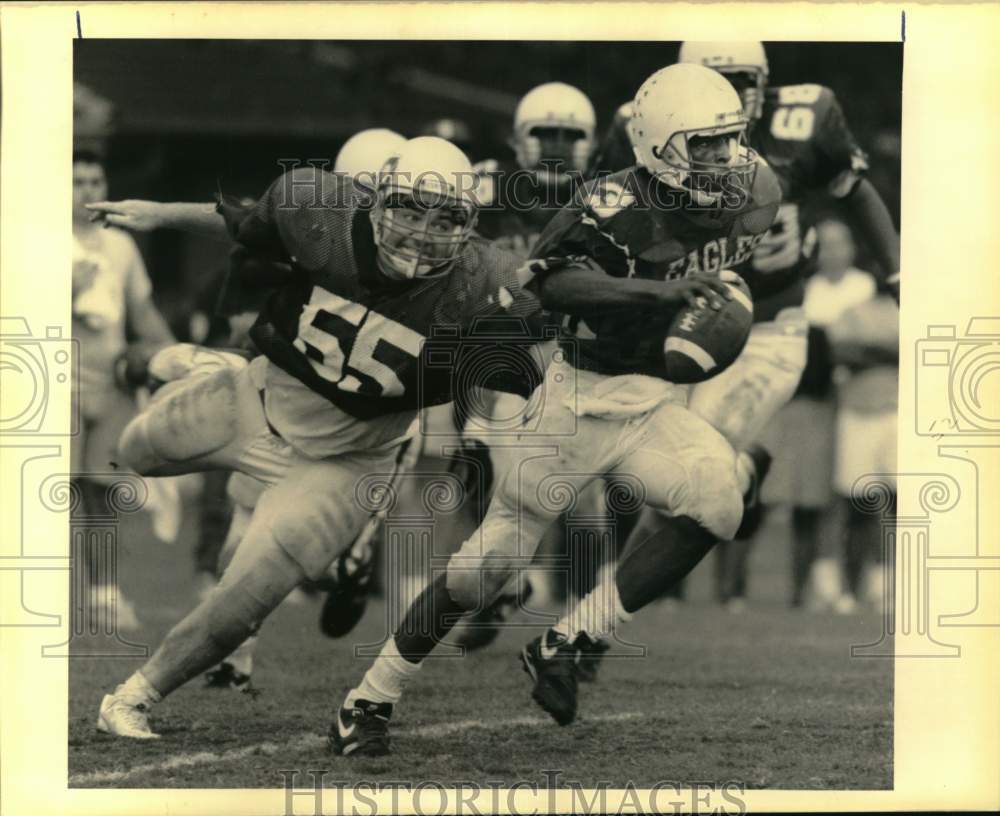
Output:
[{"xmin": 75, "ymin": 40, "xmax": 902, "ymax": 334}]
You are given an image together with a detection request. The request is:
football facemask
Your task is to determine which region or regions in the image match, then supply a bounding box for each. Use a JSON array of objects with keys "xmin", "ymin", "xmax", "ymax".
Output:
[
  {"xmin": 651, "ymin": 126, "xmax": 758, "ymax": 209},
  {"xmin": 512, "ymin": 82, "xmax": 596, "ymax": 180},
  {"xmin": 516, "ymin": 125, "xmax": 592, "ymax": 181},
  {"xmin": 374, "ymin": 194, "xmax": 477, "ymax": 280},
  {"xmin": 370, "ymin": 136, "xmax": 479, "ymax": 280}
]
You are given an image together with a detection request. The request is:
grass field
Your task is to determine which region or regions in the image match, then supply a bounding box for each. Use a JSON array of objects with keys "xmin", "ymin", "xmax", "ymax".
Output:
[{"xmin": 67, "ymin": 499, "xmax": 892, "ymax": 790}]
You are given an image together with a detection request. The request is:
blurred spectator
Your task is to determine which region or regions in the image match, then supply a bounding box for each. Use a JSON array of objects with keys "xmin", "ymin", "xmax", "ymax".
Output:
[
  {"xmin": 826, "ymin": 283, "xmax": 899, "ymax": 614},
  {"xmin": 71, "ymin": 149, "xmax": 175, "ymax": 629},
  {"xmin": 758, "ymin": 218, "xmax": 882, "ymax": 608}
]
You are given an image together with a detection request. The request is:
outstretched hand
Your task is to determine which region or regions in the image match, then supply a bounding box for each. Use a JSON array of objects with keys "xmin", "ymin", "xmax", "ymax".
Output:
[{"xmin": 86, "ymin": 200, "xmax": 169, "ymax": 232}]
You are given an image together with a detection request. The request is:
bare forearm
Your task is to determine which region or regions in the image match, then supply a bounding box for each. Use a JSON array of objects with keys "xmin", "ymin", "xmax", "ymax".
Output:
[
  {"xmin": 158, "ymin": 202, "xmax": 230, "ymax": 240},
  {"xmin": 131, "ymin": 300, "xmax": 175, "ymax": 347},
  {"xmin": 539, "ymin": 267, "xmax": 684, "ymax": 318}
]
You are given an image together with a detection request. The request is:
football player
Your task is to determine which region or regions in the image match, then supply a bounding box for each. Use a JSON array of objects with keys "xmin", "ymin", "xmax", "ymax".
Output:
[
  {"xmin": 89, "ymin": 136, "xmax": 547, "ymax": 739},
  {"xmin": 585, "ymin": 40, "xmax": 901, "ymax": 623},
  {"xmin": 475, "ymin": 81, "xmax": 597, "ymax": 255},
  {"xmin": 333, "ymin": 63, "xmax": 781, "ymax": 755},
  {"xmin": 450, "ymin": 82, "xmax": 602, "ymax": 649},
  {"xmin": 130, "ymin": 128, "xmax": 412, "ymax": 694}
]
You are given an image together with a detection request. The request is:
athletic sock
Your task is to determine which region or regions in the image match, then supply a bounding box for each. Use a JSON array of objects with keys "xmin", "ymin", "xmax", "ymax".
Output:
[
  {"xmin": 345, "ymin": 639, "xmax": 421, "ymax": 707},
  {"xmin": 115, "ymin": 671, "xmax": 162, "ymax": 708},
  {"xmin": 552, "ymin": 579, "xmax": 629, "ymax": 642},
  {"xmin": 343, "ymin": 573, "xmax": 466, "ymax": 709}
]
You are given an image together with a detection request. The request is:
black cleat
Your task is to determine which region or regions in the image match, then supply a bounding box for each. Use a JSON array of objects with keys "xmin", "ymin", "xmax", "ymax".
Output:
[
  {"xmin": 735, "ymin": 444, "xmax": 772, "ymax": 540},
  {"xmin": 318, "ymin": 535, "xmax": 376, "ymax": 639},
  {"xmin": 203, "ymin": 661, "xmax": 256, "ymax": 695},
  {"xmin": 573, "ymin": 632, "xmax": 610, "ymax": 683},
  {"xmin": 520, "ymin": 630, "xmax": 579, "ymax": 726},
  {"xmin": 329, "ymin": 699, "xmax": 392, "ymax": 757}
]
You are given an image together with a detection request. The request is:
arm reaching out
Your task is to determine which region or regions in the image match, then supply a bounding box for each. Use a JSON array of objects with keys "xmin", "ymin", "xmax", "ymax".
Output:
[
  {"xmin": 843, "ymin": 179, "xmax": 900, "ymax": 302},
  {"xmin": 537, "ymin": 264, "xmax": 733, "ymax": 318},
  {"xmin": 87, "ymin": 200, "xmax": 230, "ymax": 241}
]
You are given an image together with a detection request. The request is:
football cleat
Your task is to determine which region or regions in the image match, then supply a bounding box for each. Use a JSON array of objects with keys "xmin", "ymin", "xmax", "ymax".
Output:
[
  {"xmin": 520, "ymin": 630, "xmax": 580, "ymax": 726},
  {"xmin": 573, "ymin": 632, "xmax": 610, "ymax": 683},
  {"xmin": 203, "ymin": 661, "xmax": 255, "ymax": 694},
  {"xmin": 317, "ymin": 533, "xmax": 377, "ymax": 639},
  {"xmin": 734, "ymin": 444, "xmax": 772, "ymax": 540},
  {"xmin": 96, "ymin": 694, "xmax": 160, "ymax": 740},
  {"xmin": 329, "ymin": 699, "xmax": 393, "ymax": 757}
]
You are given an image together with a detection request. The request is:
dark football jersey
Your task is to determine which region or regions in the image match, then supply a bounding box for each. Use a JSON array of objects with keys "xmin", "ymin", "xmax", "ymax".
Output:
[
  {"xmin": 472, "ymin": 156, "xmax": 579, "ymax": 258},
  {"xmin": 530, "ymin": 161, "xmax": 781, "ymax": 378},
  {"xmin": 217, "ymin": 168, "xmax": 542, "ymax": 420},
  {"xmin": 592, "ymin": 85, "xmax": 868, "ymax": 315}
]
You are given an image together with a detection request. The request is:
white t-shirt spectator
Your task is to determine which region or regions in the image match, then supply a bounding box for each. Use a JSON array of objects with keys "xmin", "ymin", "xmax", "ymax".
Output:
[{"xmin": 72, "ymin": 227, "xmax": 153, "ymax": 394}]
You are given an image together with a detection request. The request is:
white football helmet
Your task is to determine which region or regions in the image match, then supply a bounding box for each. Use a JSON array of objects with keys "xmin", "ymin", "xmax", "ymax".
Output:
[
  {"xmin": 629, "ymin": 63, "xmax": 756, "ymax": 207},
  {"xmin": 334, "ymin": 128, "xmax": 406, "ymax": 182},
  {"xmin": 677, "ymin": 41, "xmax": 769, "ymax": 121},
  {"xmin": 371, "ymin": 136, "xmax": 479, "ymax": 280},
  {"xmin": 511, "ymin": 82, "xmax": 596, "ymax": 179}
]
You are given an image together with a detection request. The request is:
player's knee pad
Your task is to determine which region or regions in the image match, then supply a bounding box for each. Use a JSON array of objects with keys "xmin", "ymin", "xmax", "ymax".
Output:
[
  {"xmin": 445, "ymin": 551, "xmax": 520, "ymax": 612},
  {"xmin": 445, "ymin": 488, "xmax": 540, "ymax": 610},
  {"xmin": 654, "ymin": 456, "xmax": 743, "ymax": 542},
  {"xmin": 122, "ymin": 369, "xmax": 243, "ymax": 473}
]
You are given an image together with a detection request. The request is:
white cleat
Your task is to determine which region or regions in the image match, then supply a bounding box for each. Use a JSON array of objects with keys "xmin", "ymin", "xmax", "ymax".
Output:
[{"xmin": 96, "ymin": 694, "xmax": 161, "ymax": 739}]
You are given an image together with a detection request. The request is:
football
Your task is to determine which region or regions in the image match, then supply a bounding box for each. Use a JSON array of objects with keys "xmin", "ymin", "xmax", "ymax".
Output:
[{"xmin": 662, "ymin": 270, "xmax": 754, "ymax": 383}]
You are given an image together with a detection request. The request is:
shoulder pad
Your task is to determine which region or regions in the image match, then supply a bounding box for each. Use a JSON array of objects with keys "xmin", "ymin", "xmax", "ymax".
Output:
[
  {"xmin": 582, "ymin": 174, "xmax": 638, "ymax": 221},
  {"xmin": 750, "ymin": 156, "xmax": 783, "ymax": 211},
  {"xmin": 278, "ymin": 166, "xmax": 338, "ymax": 208},
  {"xmin": 771, "ymin": 83, "xmax": 834, "ymax": 111},
  {"xmin": 614, "ymin": 101, "xmax": 633, "ymax": 123}
]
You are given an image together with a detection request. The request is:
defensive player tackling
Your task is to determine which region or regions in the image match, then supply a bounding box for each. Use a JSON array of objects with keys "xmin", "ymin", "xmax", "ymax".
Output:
[{"xmin": 92, "ymin": 136, "xmax": 549, "ymax": 739}]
